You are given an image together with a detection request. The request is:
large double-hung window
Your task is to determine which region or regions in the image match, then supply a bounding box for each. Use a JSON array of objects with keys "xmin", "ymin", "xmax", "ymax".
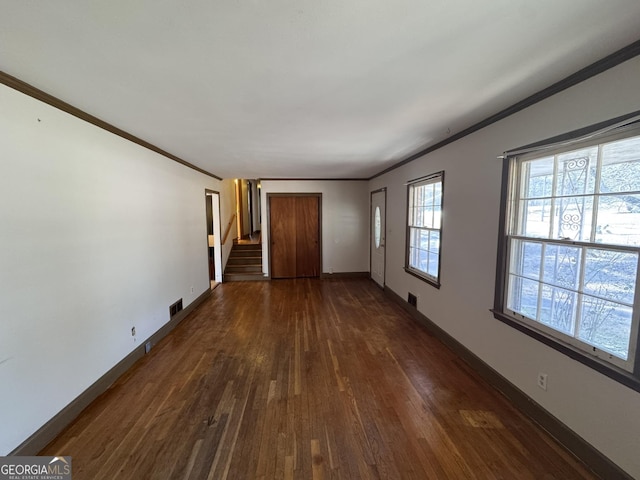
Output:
[{"xmin": 495, "ymin": 118, "xmax": 640, "ymax": 384}]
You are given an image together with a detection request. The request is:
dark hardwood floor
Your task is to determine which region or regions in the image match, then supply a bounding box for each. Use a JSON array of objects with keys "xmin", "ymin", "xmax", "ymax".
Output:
[{"xmin": 42, "ymin": 278, "xmax": 596, "ymax": 479}]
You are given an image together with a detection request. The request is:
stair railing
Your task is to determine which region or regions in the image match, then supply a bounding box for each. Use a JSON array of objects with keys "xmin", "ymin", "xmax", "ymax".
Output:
[{"xmin": 222, "ymin": 213, "xmax": 237, "ymax": 245}]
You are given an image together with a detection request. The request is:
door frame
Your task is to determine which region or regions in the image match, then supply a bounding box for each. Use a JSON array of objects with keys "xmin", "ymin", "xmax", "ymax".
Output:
[
  {"xmin": 266, "ymin": 192, "xmax": 322, "ymax": 279},
  {"xmin": 370, "ymin": 187, "xmax": 387, "ymax": 288},
  {"xmin": 205, "ymin": 189, "xmax": 223, "ymax": 286},
  {"xmin": 235, "ymin": 179, "xmax": 245, "ymax": 240}
]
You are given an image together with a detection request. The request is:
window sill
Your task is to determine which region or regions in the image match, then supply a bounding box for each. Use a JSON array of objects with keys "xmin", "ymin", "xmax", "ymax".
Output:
[
  {"xmin": 404, "ymin": 267, "xmax": 441, "ymax": 289},
  {"xmin": 491, "ymin": 309, "xmax": 640, "ymax": 394}
]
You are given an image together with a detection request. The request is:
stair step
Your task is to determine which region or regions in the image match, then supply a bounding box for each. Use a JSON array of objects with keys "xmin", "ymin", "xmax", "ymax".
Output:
[
  {"xmin": 224, "ymin": 272, "xmax": 267, "ymax": 282},
  {"xmin": 225, "ymin": 264, "xmax": 262, "ymax": 273},
  {"xmin": 230, "ymin": 249, "xmax": 262, "ymax": 257},
  {"xmin": 225, "ymin": 241, "xmax": 263, "ymax": 279},
  {"xmin": 227, "ymin": 256, "xmax": 262, "ymax": 265},
  {"xmin": 232, "ymin": 243, "xmax": 262, "ymax": 250}
]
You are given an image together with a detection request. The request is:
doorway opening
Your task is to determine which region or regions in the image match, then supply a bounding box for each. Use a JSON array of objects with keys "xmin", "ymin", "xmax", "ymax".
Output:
[
  {"xmin": 224, "ymin": 180, "xmax": 264, "ymax": 281},
  {"xmin": 235, "ymin": 179, "xmax": 261, "ymax": 242}
]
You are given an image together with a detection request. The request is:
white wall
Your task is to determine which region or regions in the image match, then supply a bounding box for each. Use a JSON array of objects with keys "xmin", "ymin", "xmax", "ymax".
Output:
[
  {"xmin": 0, "ymin": 84, "xmax": 224, "ymax": 454},
  {"xmin": 251, "ymin": 181, "xmax": 260, "ymax": 233},
  {"xmin": 260, "ymin": 180, "xmax": 369, "ymax": 275},
  {"xmin": 369, "ymin": 56, "xmax": 640, "ymax": 477}
]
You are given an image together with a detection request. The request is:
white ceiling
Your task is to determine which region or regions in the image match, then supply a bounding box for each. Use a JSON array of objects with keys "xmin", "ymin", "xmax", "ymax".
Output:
[{"xmin": 2, "ymin": 1, "xmax": 640, "ymax": 179}]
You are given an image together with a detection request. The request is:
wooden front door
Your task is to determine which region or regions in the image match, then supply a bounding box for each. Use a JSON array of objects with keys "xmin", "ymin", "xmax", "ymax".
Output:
[{"xmin": 270, "ymin": 195, "xmax": 320, "ymax": 278}]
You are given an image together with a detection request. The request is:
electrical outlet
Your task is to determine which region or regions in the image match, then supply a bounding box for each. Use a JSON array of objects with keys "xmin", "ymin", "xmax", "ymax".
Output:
[
  {"xmin": 190, "ymin": 286, "xmax": 194, "ymax": 294},
  {"xmin": 131, "ymin": 326, "xmax": 136, "ymax": 337},
  {"xmin": 537, "ymin": 372, "xmax": 548, "ymax": 391}
]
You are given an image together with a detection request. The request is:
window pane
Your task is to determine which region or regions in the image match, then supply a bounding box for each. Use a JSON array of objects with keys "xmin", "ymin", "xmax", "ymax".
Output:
[
  {"xmin": 416, "ymin": 206, "xmax": 423, "ymax": 227},
  {"xmin": 422, "ymin": 183, "xmax": 434, "ymax": 203},
  {"xmin": 374, "ymin": 206, "xmax": 381, "ymax": 249},
  {"xmin": 427, "ymin": 253, "xmax": 439, "ymax": 277},
  {"xmin": 540, "ymin": 285, "xmax": 576, "ymax": 335},
  {"xmin": 519, "ymin": 199, "xmax": 552, "ymax": 238},
  {"xmin": 413, "ymin": 185, "xmax": 421, "ymax": 208},
  {"xmin": 555, "ymin": 147, "xmax": 597, "ymax": 196},
  {"xmin": 422, "ymin": 207, "xmax": 435, "ymax": 228},
  {"xmin": 552, "ymin": 195, "xmax": 593, "ymax": 242},
  {"xmin": 429, "ymin": 230, "xmax": 440, "ymax": 253},
  {"xmin": 420, "ymin": 229, "xmax": 429, "ymax": 251},
  {"xmin": 543, "ymin": 244, "xmax": 581, "ymax": 290},
  {"xmin": 433, "ymin": 205, "xmax": 441, "ymax": 229},
  {"xmin": 579, "ymin": 295, "xmax": 632, "ymax": 360},
  {"xmin": 409, "ymin": 246, "xmax": 419, "ymax": 269},
  {"xmin": 507, "ymin": 275, "xmax": 539, "ymax": 320},
  {"xmin": 409, "ymin": 228, "xmax": 417, "ymax": 249},
  {"xmin": 415, "ymin": 185, "xmax": 431, "ymax": 211},
  {"xmin": 433, "ymin": 181, "xmax": 442, "ymax": 206},
  {"xmin": 522, "ymin": 156, "xmax": 554, "ymax": 198},
  {"xmin": 510, "ymin": 239, "xmax": 542, "ymax": 280},
  {"xmin": 583, "ymin": 248, "xmax": 637, "ymax": 305},
  {"xmin": 595, "ymin": 194, "xmax": 640, "ymax": 247},
  {"xmin": 412, "ymin": 206, "xmax": 421, "ymax": 227},
  {"xmin": 418, "ymin": 248, "xmax": 428, "ymax": 272},
  {"xmin": 601, "ymin": 135, "xmax": 640, "ymax": 193}
]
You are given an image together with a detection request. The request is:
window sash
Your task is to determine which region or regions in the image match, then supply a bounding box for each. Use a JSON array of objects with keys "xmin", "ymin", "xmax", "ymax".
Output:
[
  {"xmin": 504, "ymin": 237, "xmax": 640, "ymax": 371},
  {"xmin": 408, "ymin": 226, "xmax": 440, "ymax": 280}
]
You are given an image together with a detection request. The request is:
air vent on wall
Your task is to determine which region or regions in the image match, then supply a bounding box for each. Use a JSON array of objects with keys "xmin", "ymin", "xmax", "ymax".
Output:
[
  {"xmin": 408, "ymin": 293, "xmax": 417, "ymax": 308},
  {"xmin": 169, "ymin": 298, "xmax": 183, "ymax": 318}
]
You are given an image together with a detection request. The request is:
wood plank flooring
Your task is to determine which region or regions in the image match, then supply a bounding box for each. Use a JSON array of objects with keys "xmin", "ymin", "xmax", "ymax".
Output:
[{"xmin": 41, "ymin": 278, "xmax": 597, "ymax": 479}]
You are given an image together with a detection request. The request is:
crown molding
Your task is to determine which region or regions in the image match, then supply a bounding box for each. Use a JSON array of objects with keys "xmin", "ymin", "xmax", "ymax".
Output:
[
  {"xmin": 0, "ymin": 71, "xmax": 222, "ymax": 180},
  {"xmin": 370, "ymin": 38, "xmax": 640, "ymax": 180}
]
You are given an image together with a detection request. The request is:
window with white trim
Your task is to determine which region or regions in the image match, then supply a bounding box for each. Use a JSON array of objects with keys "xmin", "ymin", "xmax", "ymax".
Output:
[
  {"xmin": 406, "ymin": 172, "xmax": 443, "ymax": 287},
  {"xmin": 495, "ymin": 121, "xmax": 640, "ymax": 381}
]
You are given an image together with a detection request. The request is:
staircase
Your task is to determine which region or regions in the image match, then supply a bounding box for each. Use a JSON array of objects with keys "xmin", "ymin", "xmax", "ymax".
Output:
[{"xmin": 224, "ymin": 243, "xmax": 265, "ymax": 281}]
